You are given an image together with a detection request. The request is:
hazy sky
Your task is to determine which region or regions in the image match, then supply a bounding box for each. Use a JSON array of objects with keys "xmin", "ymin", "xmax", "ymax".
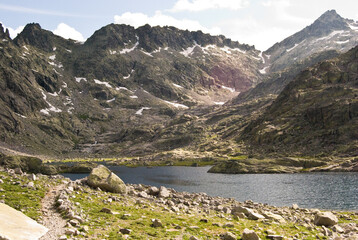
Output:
[{"xmin": 0, "ymin": 0, "xmax": 357, "ymax": 50}]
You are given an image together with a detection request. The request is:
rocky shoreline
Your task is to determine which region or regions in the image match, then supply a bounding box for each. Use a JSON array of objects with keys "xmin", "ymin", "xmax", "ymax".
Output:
[{"xmin": 1, "ymin": 164, "xmax": 357, "ymax": 239}]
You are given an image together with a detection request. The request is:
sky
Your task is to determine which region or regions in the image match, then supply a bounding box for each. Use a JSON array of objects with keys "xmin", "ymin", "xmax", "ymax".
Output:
[{"xmin": 0, "ymin": 0, "xmax": 357, "ymax": 50}]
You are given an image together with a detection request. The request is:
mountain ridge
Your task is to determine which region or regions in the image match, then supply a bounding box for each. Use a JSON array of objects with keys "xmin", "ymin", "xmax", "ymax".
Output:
[{"xmin": 0, "ymin": 10, "xmax": 357, "ymax": 163}]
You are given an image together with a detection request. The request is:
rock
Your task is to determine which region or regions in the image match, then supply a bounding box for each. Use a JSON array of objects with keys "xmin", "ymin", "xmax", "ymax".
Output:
[
  {"xmin": 221, "ymin": 231, "xmax": 237, "ymax": 240},
  {"xmin": 248, "ymin": 212, "xmax": 265, "ymax": 220},
  {"xmin": 189, "ymin": 236, "xmax": 200, "ymax": 240},
  {"xmin": 100, "ymin": 207, "xmax": 118, "ymax": 215},
  {"xmin": 138, "ymin": 191, "xmax": 148, "ymax": 198},
  {"xmin": 58, "ymin": 235, "xmax": 67, "ymax": 240},
  {"xmin": 121, "ymin": 213, "xmax": 131, "ymax": 220},
  {"xmin": 65, "ymin": 228, "xmax": 77, "ymax": 236},
  {"xmin": 292, "ymin": 204, "xmax": 299, "ymax": 210},
  {"xmin": 151, "ymin": 219, "xmax": 163, "ymax": 228},
  {"xmin": 200, "ymin": 218, "xmax": 208, "ymax": 223},
  {"xmin": 0, "ymin": 179, "xmax": 3, "ymax": 184},
  {"xmin": 69, "ymin": 219, "xmax": 79, "ymax": 227},
  {"xmin": 171, "ymin": 206, "xmax": 180, "ymax": 212},
  {"xmin": 27, "ymin": 181, "xmax": 35, "ymax": 188},
  {"xmin": 87, "ymin": 165, "xmax": 127, "ymax": 194},
  {"xmin": 242, "ymin": 228, "xmax": 260, "ymax": 240},
  {"xmin": 262, "ymin": 211, "xmax": 286, "ymax": 223},
  {"xmin": 158, "ymin": 186, "xmax": 170, "ymax": 198},
  {"xmin": 267, "ymin": 235, "xmax": 284, "ymax": 240},
  {"xmin": 120, "ymin": 228, "xmax": 131, "ymax": 234},
  {"xmin": 0, "ymin": 202, "xmax": 48, "ymax": 240},
  {"xmin": 223, "ymin": 223, "xmax": 235, "ymax": 228},
  {"xmin": 314, "ymin": 211, "xmax": 338, "ymax": 227},
  {"xmin": 14, "ymin": 167, "xmax": 23, "ymax": 175},
  {"xmin": 332, "ymin": 225, "xmax": 344, "ymax": 233},
  {"xmin": 148, "ymin": 186, "xmax": 159, "ymax": 196},
  {"xmin": 30, "ymin": 173, "xmax": 37, "ymax": 181}
]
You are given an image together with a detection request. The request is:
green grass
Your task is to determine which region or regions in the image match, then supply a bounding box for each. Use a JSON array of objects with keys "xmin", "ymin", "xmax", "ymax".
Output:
[
  {"xmin": 66, "ymin": 186, "xmax": 333, "ymax": 239},
  {"xmin": 0, "ymin": 171, "xmax": 61, "ymax": 220}
]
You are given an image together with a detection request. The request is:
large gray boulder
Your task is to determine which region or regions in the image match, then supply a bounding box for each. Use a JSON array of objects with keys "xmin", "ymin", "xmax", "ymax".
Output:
[
  {"xmin": 87, "ymin": 165, "xmax": 127, "ymax": 194},
  {"xmin": 0, "ymin": 203, "xmax": 48, "ymax": 240},
  {"xmin": 242, "ymin": 228, "xmax": 261, "ymax": 240},
  {"xmin": 314, "ymin": 211, "xmax": 338, "ymax": 226}
]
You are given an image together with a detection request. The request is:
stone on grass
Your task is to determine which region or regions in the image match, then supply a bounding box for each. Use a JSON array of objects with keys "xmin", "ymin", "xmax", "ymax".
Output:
[
  {"xmin": 100, "ymin": 207, "xmax": 118, "ymax": 215},
  {"xmin": 87, "ymin": 165, "xmax": 127, "ymax": 194},
  {"xmin": 232, "ymin": 206, "xmax": 264, "ymax": 220},
  {"xmin": 314, "ymin": 212, "xmax": 338, "ymax": 227},
  {"xmin": 263, "ymin": 211, "xmax": 286, "ymax": 223},
  {"xmin": 267, "ymin": 235, "xmax": 284, "ymax": 240},
  {"xmin": 189, "ymin": 236, "xmax": 200, "ymax": 240},
  {"xmin": 0, "ymin": 203, "xmax": 48, "ymax": 240},
  {"xmin": 242, "ymin": 228, "xmax": 260, "ymax": 240},
  {"xmin": 221, "ymin": 231, "xmax": 237, "ymax": 240},
  {"xmin": 120, "ymin": 228, "xmax": 131, "ymax": 234},
  {"xmin": 151, "ymin": 219, "xmax": 163, "ymax": 228}
]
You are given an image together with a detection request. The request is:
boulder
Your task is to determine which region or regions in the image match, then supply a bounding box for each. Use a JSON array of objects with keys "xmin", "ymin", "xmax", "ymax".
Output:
[
  {"xmin": 87, "ymin": 165, "xmax": 127, "ymax": 194},
  {"xmin": 151, "ymin": 219, "xmax": 163, "ymax": 228},
  {"xmin": 242, "ymin": 228, "xmax": 261, "ymax": 240},
  {"xmin": 221, "ymin": 232, "xmax": 237, "ymax": 240},
  {"xmin": 262, "ymin": 211, "xmax": 286, "ymax": 223},
  {"xmin": 158, "ymin": 186, "xmax": 170, "ymax": 198},
  {"xmin": 0, "ymin": 203, "xmax": 48, "ymax": 240},
  {"xmin": 314, "ymin": 211, "xmax": 338, "ymax": 227},
  {"xmin": 148, "ymin": 186, "xmax": 159, "ymax": 196}
]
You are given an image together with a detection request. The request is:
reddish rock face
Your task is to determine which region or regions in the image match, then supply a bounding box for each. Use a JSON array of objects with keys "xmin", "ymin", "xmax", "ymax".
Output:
[{"xmin": 210, "ymin": 64, "xmax": 255, "ymax": 92}]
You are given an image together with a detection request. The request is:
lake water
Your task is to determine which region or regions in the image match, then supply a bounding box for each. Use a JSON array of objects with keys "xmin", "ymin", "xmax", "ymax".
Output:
[{"xmin": 62, "ymin": 165, "xmax": 358, "ymax": 210}]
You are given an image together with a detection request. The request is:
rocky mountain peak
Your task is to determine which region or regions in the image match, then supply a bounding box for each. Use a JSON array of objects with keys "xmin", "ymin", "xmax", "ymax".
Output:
[
  {"xmin": 316, "ymin": 10, "xmax": 342, "ymax": 22},
  {"xmin": 309, "ymin": 9, "xmax": 349, "ymax": 36},
  {"xmin": 0, "ymin": 23, "xmax": 10, "ymax": 39}
]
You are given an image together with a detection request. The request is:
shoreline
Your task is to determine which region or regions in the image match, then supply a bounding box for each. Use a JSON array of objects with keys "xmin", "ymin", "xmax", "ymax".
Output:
[{"xmin": 1, "ymin": 166, "xmax": 358, "ymax": 239}]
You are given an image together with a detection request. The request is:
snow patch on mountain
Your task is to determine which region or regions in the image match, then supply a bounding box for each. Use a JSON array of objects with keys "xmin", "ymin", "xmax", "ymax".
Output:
[
  {"xmin": 221, "ymin": 85, "xmax": 236, "ymax": 93},
  {"xmin": 163, "ymin": 100, "xmax": 189, "ymax": 109},
  {"xmin": 315, "ymin": 30, "xmax": 345, "ymax": 42},
  {"xmin": 214, "ymin": 101, "xmax": 225, "ymax": 105},
  {"xmin": 336, "ymin": 40, "xmax": 350, "ymax": 44},
  {"xmin": 94, "ymin": 79, "xmax": 112, "ymax": 88},
  {"xmin": 140, "ymin": 50, "xmax": 154, "ymax": 57},
  {"xmin": 39, "ymin": 90, "xmax": 62, "ymax": 115},
  {"xmin": 180, "ymin": 41, "xmax": 199, "ymax": 57},
  {"xmin": 173, "ymin": 83, "xmax": 183, "ymax": 88},
  {"xmin": 75, "ymin": 77, "xmax": 87, "ymax": 83},
  {"xmin": 259, "ymin": 66, "xmax": 270, "ymax": 74},
  {"xmin": 120, "ymin": 37, "xmax": 139, "ymax": 54},
  {"xmin": 135, "ymin": 107, "xmax": 151, "ymax": 115},
  {"xmin": 348, "ymin": 23, "xmax": 358, "ymax": 31}
]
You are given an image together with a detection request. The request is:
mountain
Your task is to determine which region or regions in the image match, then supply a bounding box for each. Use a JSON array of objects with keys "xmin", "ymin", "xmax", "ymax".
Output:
[
  {"xmin": 0, "ymin": 10, "xmax": 357, "ymax": 163},
  {"xmin": 0, "ymin": 22, "xmax": 264, "ymax": 157},
  {"xmin": 233, "ymin": 10, "xmax": 358, "ymax": 105},
  {"xmin": 263, "ymin": 10, "xmax": 358, "ymax": 73},
  {"xmin": 240, "ymin": 44, "xmax": 358, "ymax": 157}
]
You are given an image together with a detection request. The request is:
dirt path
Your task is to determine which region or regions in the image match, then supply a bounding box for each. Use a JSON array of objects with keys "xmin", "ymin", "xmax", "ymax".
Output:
[{"xmin": 40, "ymin": 184, "xmax": 67, "ymax": 240}]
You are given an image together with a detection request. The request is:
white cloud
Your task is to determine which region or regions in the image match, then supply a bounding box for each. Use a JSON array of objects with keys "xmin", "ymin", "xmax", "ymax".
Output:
[
  {"xmin": 114, "ymin": 11, "xmax": 221, "ymax": 35},
  {"xmin": 169, "ymin": 0, "xmax": 249, "ymax": 12},
  {"xmin": 8, "ymin": 25, "xmax": 24, "ymax": 39},
  {"xmin": 216, "ymin": 17, "xmax": 299, "ymax": 50},
  {"xmin": 53, "ymin": 23, "xmax": 85, "ymax": 42}
]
